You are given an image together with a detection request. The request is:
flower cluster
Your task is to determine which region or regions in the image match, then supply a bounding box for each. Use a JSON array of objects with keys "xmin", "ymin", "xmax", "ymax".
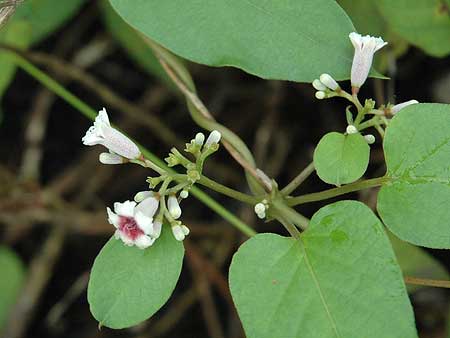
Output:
[
  {"xmin": 82, "ymin": 108, "xmax": 221, "ymax": 249},
  {"xmin": 311, "ymin": 32, "xmax": 419, "ymax": 142}
]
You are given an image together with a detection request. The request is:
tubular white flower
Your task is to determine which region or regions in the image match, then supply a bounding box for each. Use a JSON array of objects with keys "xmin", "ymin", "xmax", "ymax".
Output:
[
  {"xmin": 364, "ymin": 134, "xmax": 376, "ymax": 144},
  {"xmin": 312, "ymin": 79, "xmax": 327, "ymax": 91},
  {"xmin": 107, "ymin": 199, "xmax": 159, "ymax": 249},
  {"xmin": 391, "ymin": 100, "xmax": 419, "ymax": 114},
  {"xmin": 205, "ymin": 130, "xmax": 221, "ymax": 147},
  {"xmin": 82, "ymin": 108, "xmax": 141, "ymax": 159},
  {"xmin": 346, "ymin": 125, "xmax": 358, "ymax": 134},
  {"xmin": 349, "ymin": 32, "xmax": 387, "ymax": 89},
  {"xmin": 315, "ymin": 91, "xmax": 326, "ymax": 100},
  {"xmin": 194, "ymin": 132, "xmax": 205, "ymax": 146},
  {"xmin": 172, "ymin": 225, "xmax": 185, "ymax": 241},
  {"xmin": 319, "ymin": 73, "xmax": 339, "ymax": 91},
  {"xmin": 168, "ymin": 195, "xmax": 182, "ymax": 219},
  {"xmin": 99, "ymin": 151, "xmax": 123, "ymax": 165}
]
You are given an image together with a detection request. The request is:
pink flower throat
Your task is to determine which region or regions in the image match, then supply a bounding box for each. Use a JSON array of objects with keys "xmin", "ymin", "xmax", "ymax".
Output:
[{"xmin": 119, "ymin": 216, "xmax": 143, "ymax": 240}]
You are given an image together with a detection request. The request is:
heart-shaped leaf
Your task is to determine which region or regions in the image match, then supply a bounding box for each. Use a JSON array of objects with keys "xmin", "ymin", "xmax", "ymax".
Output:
[
  {"xmin": 314, "ymin": 132, "xmax": 370, "ymax": 185},
  {"xmin": 88, "ymin": 226, "xmax": 184, "ymax": 329},
  {"xmin": 229, "ymin": 201, "xmax": 417, "ymax": 338},
  {"xmin": 109, "ymin": 0, "xmax": 356, "ymax": 82},
  {"xmin": 377, "ymin": 103, "xmax": 450, "ymax": 248}
]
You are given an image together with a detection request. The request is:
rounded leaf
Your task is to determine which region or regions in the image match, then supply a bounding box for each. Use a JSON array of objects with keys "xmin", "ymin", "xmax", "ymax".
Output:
[
  {"xmin": 314, "ymin": 132, "xmax": 370, "ymax": 185},
  {"xmin": 109, "ymin": 0, "xmax": 356, "ymax": 82},
  {"xmin": 229, "ymin": 201, "xmax": 417, "ymax": 338},
  {"xmin": 88, "ymin": 227, "xmax": 184, "ymax": 328},
  {"xmin": 378, "ymin": 103, "xmax": 450, "ymax": 248}
]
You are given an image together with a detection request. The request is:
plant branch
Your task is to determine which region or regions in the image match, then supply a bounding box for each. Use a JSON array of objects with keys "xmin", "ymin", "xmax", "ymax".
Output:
[
  {"xmin": 198, "ymin": 176, "xmax": 259, "ymax": 205},
  {"xmin": 404, "ymin": 276, "xmax": 450, "ymax": 289},
  {"xmin": 287, "ymin": 176, "xmax": 390, "ymax": 206},
  {"xmin": 281, "ymin": 162, "xmax": 315, "ymax": 196}
]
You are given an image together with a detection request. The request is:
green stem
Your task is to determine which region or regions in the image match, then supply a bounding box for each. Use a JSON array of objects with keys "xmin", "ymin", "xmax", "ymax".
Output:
[
  {"xmin": 281, "ymin": 162, "xmax": 315, "ymax": 196},
  {"xmin": 272, "ymin": 200, "xmax": 309, "ymax": 230},
  {"xmin": 198, "ymin": 176, "xmax": 259, "ymax": 205},
  {"xmin": 12, "ymin": 52, "xmax": 257, "ymax": 237},
  {"xmin": 287, "ymin": 177, "xmax": 390, "ymax": 206}
]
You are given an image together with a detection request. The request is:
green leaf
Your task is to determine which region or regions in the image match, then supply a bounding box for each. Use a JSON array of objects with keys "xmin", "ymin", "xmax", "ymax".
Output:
[
  {"xmin": 87, "ymin": 227, "xmax": 184, "ymax": 329},
  {"xmin": 0, "ymin": 20, "xmax": 31, "ymax": 99},
  {"xmin": 376, "ymin": 0, "xmax": 450, "ymax": 57},
  {"xmin": 108, "ymin": 0, "xmax": 356, "ymax": 82},
  {"xmin": 388, "ymin": 231, "xmax": 449, "ymax": 292},
  {"xmin": 229, "ymin": 201, "xmax": 417, "ymax": 338},
  {"xmin": 0, "ymin": 246, "xmax": 25, "ymax": 330},
  {"xmin": 378, "ymin": 103, "xmax": 450, "ymax": 248},
  {"xmin": 338, "ymin": 0, "xmax": 386, "ymax": 36},
  {"xmin": 14, "ymin": 0, "xmax": 86, "ymax": 44},
  {"xmin": 99, "ymin": 0, "xmax": 171, "ymax": 86},
  {"xmin": 314, "ymin": 132, "xmax": 370, "ymax": 185}
]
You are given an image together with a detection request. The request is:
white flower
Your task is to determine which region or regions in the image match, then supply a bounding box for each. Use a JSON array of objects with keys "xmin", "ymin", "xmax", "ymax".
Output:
[
  {"xmin": 168, "ymin": 195, "xmax": 182, "ymax": 219},
  {"xmin": 172, "ymin": 224, "xmax": 190, "ymax": 241},
  {"xmin": 99, "ymin": 151, "xmax": 123, "ymax": 165},
  {"xmin": 319, "ymin": 73, "xmax": 339, "ymax": 91},
  {"xmin": 107, "ymin": 197, "xmax": 159, "ymax": 249},
  {"xmin": 205, "ymin": 130, "xmax": 221, "ymax": 147},
  {"xmin": 390, "ymin": 100, "xmax": 419, "ymax": 114},
  {"xmin": 346, "ymin": 125, "xmax": 358, "ymax": 134},
  {"xmin": 349, "ymin": 32, "xmax": 387, "ymax": 89},
  {"xmin": 82, "ymin": 108, "xmax": 141, "ymax": 159}
]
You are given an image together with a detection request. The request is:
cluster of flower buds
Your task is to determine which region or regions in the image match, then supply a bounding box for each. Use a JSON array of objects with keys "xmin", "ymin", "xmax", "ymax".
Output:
[
  {"xmin": 254, "ymin": 200, "xmax": 269, "ymax": 219},
  {"xmin": 83, "ymin": 108, "xmax": 222, "ymax": 249},
  {"xmin": 313, "ymin": 73, "xmax": 341, "ymax": 100}
]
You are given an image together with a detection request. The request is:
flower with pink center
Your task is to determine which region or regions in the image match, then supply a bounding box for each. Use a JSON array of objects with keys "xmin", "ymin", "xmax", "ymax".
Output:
[{"xmin": 107, "ymin": 198, "xmax": 159, "ymax": 249}]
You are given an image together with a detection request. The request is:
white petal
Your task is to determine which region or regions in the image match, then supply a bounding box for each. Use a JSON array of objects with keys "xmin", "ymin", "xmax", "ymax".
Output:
[
  {"xmin": 119, "ymin": 231, "xmax": 134, "ymax": 246},
  {"xmin": 135, "ymin": 211, "xmax": 154, "ymax": 235},
  {"xmin": 114, "ymin": 229, "xmax": 121, "ymax": 240},
  {"xmin": 98, "ymin": 108, "xmax": 111, "ymax": 126},
  {"xmin": 82, "ymin": 126, "xmax": 104, "ymax": 146},
  {"xmin": 102, "ymin": 126, "xmax": 141, "ymax": 159},
  {"xmin": 135, "ymin": 196, "xmax": 159, "ymax": 218},
  {"xmin": 114, "ymin": 200, "xmax": 136, "ymax": 217},
  {"xmin": 107, "ymin": 207, "xmax": 120, "ymax": 228},
  {"xmin": 391, "ymin": 100, "xmax": 419, "ymax": 114},
  {"xmin": 135, "ymin": 235, "xmax": 155, "ymax": 249},
  {"xmin": 172, "ymin": 225, "xmax": 185, "ymax": 241},
  {"xmin": 152, "ymin": 221, "xmax": 162, "ymax": 239},
  {"xmin": 168, "ymin": 196, "xmax": 182, "ymax": 219}
]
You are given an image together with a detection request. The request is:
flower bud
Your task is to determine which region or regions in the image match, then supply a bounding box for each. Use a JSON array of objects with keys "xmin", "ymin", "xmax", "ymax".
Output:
[
  {"xmin": 205, "ymin": 130, "xmax": 221, "ymax": 147},
  {"xmin": 391, "ymin": 100, "xmax": 419, "ymax": 114},
  {"xmin": 99, "ymin": 152, "xmax": 123, "ymax": 164},
  {"xmin": 180, "ymin": 190, "xmax": 189, "ymax": 199},
  {"xmin": 172, "ymin": 225, "xmax": 185, "ymax": 241},
  {"xmin": 364, "ymin": 134, "xmax": 376, "ymax": 144},
  {"xmin": 315, "ymin": 91, "xmax": 326, "ymax": 100},
  {"xmin": 194, "ymin": 132, "xmax": 205, "ymax": 146},
  {"xmin": 168, "ymin": 195, "xmax": 182, "ymax": 219},
  {"xmin": 346, "ymin": 125, "xmax": 358, "ymax": 134},
  {"xmin": 319, "ymin": 73, "xmax": 339, "ymax": 91},
  {"xmin": 312, "ymin": 79, "xmax": 327, "ymax": 91}
]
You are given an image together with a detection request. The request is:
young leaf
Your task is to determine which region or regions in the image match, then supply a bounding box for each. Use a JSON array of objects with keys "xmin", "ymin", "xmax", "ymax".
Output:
[
  {"xmin": 378, "ymin": 103, "xmax": 450, "ymax": 248},
  {"xmin": 314, "ymin": 132, "xmax": 370, "ymax": 185},
  {"xmin": 229, "ymin": 201, "xmax": 417, "ymax": 338},
  {"xmin": 108, "ymin": 0, "xmax": 356, "ymax": 82},
  {"xmin": 0, "ymin": 246, "xmax": 25, "ymax": 330},
  {"xmin": 87, "ymin": 227, "xmax": 184, "ymax": 329},
  {"xmin": 376, "ymin": 0, "xmax": 450, "ymax": 57}
]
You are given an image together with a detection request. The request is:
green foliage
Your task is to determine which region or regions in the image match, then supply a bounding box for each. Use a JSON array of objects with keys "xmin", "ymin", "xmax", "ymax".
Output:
[
  {"xmin": 388, "ymin": 232, "xmax": 449, "ymax": 292},
  {"xmin": 0, "ymin": 246, "xmax": 25, "ymax": 330},
  {"xmin": 98, "ymin": 0, "xmax": 171, "ymax": 85},
  {"xmin": 376, "ymin": 0, "xmax": 450, "ymax": 57},
  {"xmin": 0, "ymin": 0, "xmax": 86, "ymax": 99},
  {"xmin": 87, "ymin": 227, "xmax": 184, "ymax": 328},
  {"xmin": 314, "ymin": 132, "xmax": 369, "ymax": 185},
  {"xmin": 378, "ymin": 103, "xmax": 450, "ymax": 248},
  {"xmin": 108, "ymin": 0, "xmax": 356, "ymax": 82},
  {"xmin": 229, "ymin": 201, "xmax": 417, "ymax": 338},
  {"xmin": 0, "ymin": 20, "xmax": 30, "ymax": 98}
]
